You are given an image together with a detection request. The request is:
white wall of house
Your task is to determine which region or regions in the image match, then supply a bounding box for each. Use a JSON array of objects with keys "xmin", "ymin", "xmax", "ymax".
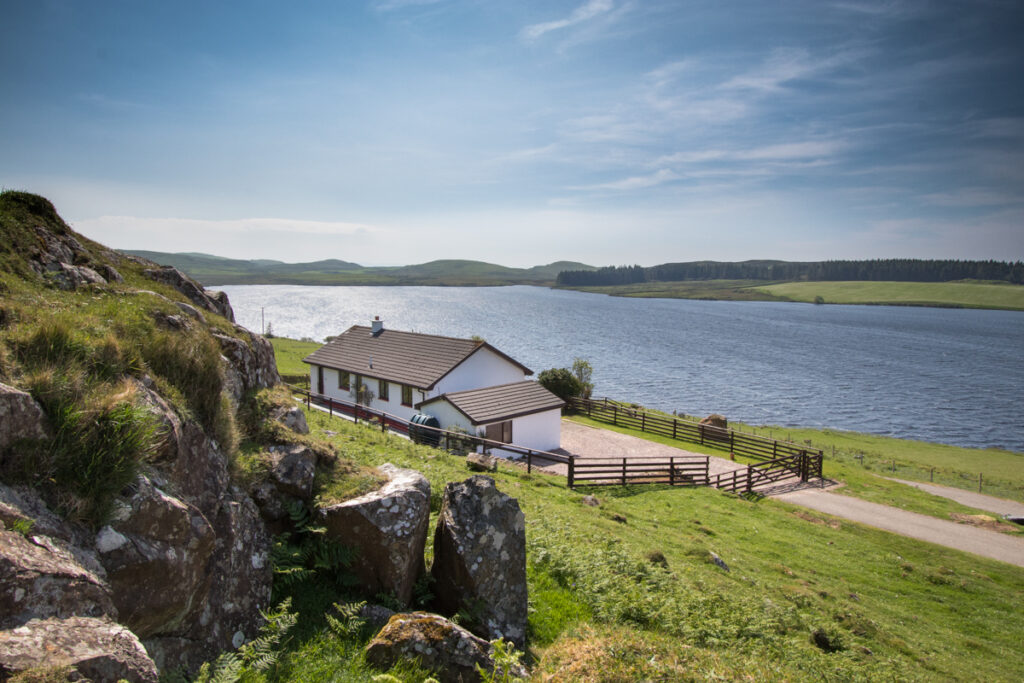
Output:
[
  {"xmin": 420, "ymin": 401, "xmax": 475, "ymax": 435},
  {"xmin": 307, "ymin": 365, "xmax": 429, "ymax": 422},
  {"xmin": 434, "ymin": 347, "xmax": 528, "ymax": 395},
  {"xmin": 420, "ymin": 398, "xmax": 562, "ymax": 459}
]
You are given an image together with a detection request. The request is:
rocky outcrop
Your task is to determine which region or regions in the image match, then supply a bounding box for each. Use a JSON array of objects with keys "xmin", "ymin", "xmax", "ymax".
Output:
[
  {"xmin": 142, "ymin": 266, "xmax": 235, "ymax": 322},
  {"xmin": 51, "ymin": 262, "xmax": 107, "ymax": 290},
  {"xmin": 431, "ymin": 476, "xmax": 527, "ymax": 648},
  {"xmin": 216, "ymin": 331, "xmax": 281, "ymax": 403},
  {"xmin": 94, "ymin": 476, "xmax": 216, "ymax": 639},
  {"xmin": 321, "ymin": 464, "xmax": 431, "ymax": 605},
  {"xmin": 466, "ymin": 452, "xmax": 497, "ymax": 472},
  {"xmin": 0, "ymin": 616, "xmax": 158, "ymax": 683},
  {"xmin": 365, "ymin": 612, "xmax": 527, "ymax": 683},
  {"xmin": 0, "ymin": 382, "xmax": 49, "ymax": 452}
]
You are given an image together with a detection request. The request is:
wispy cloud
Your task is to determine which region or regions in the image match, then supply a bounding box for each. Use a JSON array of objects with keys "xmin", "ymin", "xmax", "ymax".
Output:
[
  {"xmin": 371, "ymin": 0, "xmax": 447, "ymax": 11},
  {"xmin": 657, "ymin": 140, "xmax": 849, "ymax": 165},
  {"xmin": 75, "ymin": 215, "xmax": 383, "ymax": 238},
  {"xmin": 579, "ymin": 168, "xmax": 679, "ymax": 191},
  {"xmin": 521, "ymin": 0, "xmax": 614, "ymax": 40}
]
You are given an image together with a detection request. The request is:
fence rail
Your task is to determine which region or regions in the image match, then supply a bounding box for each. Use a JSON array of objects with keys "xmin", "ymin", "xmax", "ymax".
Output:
[
  {"xmin": 286, "ymin": 385, "xmax": 822, "ymax": 494},
  {"xmin": 568, "ymin": 396, "xmax": 822, "ymax": 463}
]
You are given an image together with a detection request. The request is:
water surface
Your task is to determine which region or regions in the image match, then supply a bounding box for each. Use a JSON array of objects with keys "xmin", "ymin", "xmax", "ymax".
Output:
[{"xmin": 219, "ymin": 285, "xmax": 1024, "ymax": 452}]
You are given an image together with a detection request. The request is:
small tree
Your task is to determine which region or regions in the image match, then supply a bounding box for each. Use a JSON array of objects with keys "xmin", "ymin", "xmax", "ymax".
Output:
[
  {"xmin": 538, "ymin": 368, "xmax": 582, "ymax": 402},
  {"xmin": 352, "ymin": 382, "xmax": 375, "ymax": 407},
  {"xmin": 571, "ymin": 358, "xmax": 594, "ymax": 399},
  {"xmin": 264, "ymin": 322, "xmax": 274, "ymax": 338}
]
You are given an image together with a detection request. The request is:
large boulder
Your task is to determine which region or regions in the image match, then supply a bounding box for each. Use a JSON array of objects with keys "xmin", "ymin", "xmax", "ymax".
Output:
[
  {"xmin": 142, "ymin": 265, "xmax": 235, "ymax": 322},
  {"xmin": 273, "ymin": 404, "xmax": 310, "ymax": 435},
  {"xmin": 365, "ymin": 612, "xmax": 527, "ymax": 683},
  {"xmin": 430, "ymin": 476, "xmax": 527, "ymax": 648},
  {"xmin": 0, "ymin": 382, "xmax": 49, "ymax": 452},
  {"xmin": 145, "ymin": 487, "xmax": 272, "ymax": 673},
  {"xmin": 700, "ymin": 414, "xmax": 728, "ymax": 429},
  {"xmin": 94, "ymin": 476, "xmax": 216, "ymax": 638},
  {"xmin": 0, "ymin": 616, "xmax": 158, "ymax": 683},
  {"xmin": 0, "ymin": 529, "xmax": 115, "ymax": 630},
  {"xmin": 321, "ymin": 464, "xmax": 431, "ymax": 605},
  {"xmin": 51, "ymin": 262, "xmax": 106, "ymax": 290}
]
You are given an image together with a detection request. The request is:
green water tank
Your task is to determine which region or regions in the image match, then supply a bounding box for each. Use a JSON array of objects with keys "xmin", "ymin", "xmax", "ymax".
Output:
[{"xmin": 408, "ymin": 413, "xmax": 441, "ymax": 447}]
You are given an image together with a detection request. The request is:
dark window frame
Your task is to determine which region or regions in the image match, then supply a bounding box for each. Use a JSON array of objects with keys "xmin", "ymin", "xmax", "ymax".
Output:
[
  {"xmin": 378, "ymin": 379, "xmax": 389, "ymax": 401},
  {"xmin": 338, "ymin": 371, "xmax": 350, "ymax": 390},
  {"xmin": 401, "ymin": 385, "xmax": 413, "ymax": 407}
]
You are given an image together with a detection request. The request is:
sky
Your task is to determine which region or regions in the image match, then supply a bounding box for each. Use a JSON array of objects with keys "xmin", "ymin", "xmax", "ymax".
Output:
[{"xmin": 1, "ymin": 0, "xmax": 1022, "ymax": 267}]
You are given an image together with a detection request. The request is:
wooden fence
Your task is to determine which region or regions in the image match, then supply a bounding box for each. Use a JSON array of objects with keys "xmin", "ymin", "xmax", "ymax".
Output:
[
  {"xmin": 287, "ymin": 386, "xmax": 822, "ymax": 494},
  {"xmin": 568, "ymin": 397, "xmax": 823, "ymax": 463}
]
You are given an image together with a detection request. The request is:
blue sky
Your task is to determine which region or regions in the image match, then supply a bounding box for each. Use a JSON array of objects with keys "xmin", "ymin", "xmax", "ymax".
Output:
[{"xmin": 2, "ymin": 0, "xmax": 1022, "ymax": 266}]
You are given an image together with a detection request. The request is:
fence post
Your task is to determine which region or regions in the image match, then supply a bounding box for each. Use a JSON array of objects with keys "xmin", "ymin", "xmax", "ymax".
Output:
[
  {"xmin": 381, "ymin": 413, "xmax": 387, "ymax": 432},
  {"xmin": 613, "ymin": 405, "xmax": 618, "ymax": 425},
  {"xmin": 730, "ymin": 430, "xmax": 734, "ymax": 452},
  {"xmin": 930, "ymin": 467, "xmax": 934, "ymax": 482},
  {"xmin": 622, "ymin": 458, "xmax": 627, "ymax": 486},
  {"xmin": 527, "ymin": 451, "xmax": 532, "ymax": 474},
  {"xmin": 568, "ymin": 457, "xmax": 575, "ymax": 489},
  {"xmin": 700, "ymin": 425, "xmax": 704, "ymax": 445},
  {"xmin": 773, "ymin": 441, "xmax": 777, "ymax": 458},
  {"xmin": 979, "ymin": 473, "xmax": 983, "ymax": 492},
  {"xmin": 672, "ymin": 419, "xmax": 677, "ymax": 440},
  {"xmin": 800, "ymin": 451, "xmax": 808, "ymax": 482},
  {"xmin": 670, "ymin": 457, "xmax": 675, "ymax": 486},
  {"xmin": 704, "ymin": 457, "xmax": 709, "ymax": 485},
  {"xmin": 746, "ymin": 467, "xmax": 752, "ymax": 494},
  {"xmin": 306, "ymin": 391, "xmax": 310, "ymax": 409},
  {"xmin": 641, "ymin": 412, "xmax": 646, "ymax": 432}
]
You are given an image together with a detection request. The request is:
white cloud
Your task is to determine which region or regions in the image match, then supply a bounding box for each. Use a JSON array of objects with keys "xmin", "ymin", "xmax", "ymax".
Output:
[
  {"xmin": 371, "ymin": 0, "xmax": 447, "ymax": 11},
  {"xmin": 579, "ymin": 168, "xmax": 679, "ymax": 191},
  {"xmin": 521, "ymin": 0, "xmax": 614, "ymax": 40}
]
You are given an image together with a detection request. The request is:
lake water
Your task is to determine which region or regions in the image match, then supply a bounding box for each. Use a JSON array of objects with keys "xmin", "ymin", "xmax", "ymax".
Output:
[{"xmin": 218, "ymin": 285, "xmax": 1024, "ymax": 453}]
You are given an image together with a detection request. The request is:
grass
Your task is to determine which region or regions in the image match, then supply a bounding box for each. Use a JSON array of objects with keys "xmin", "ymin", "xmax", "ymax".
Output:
[
  {"xmin": 559, "ymin": 278, "xmax": 1024, "ymax": 311},
  {"xmin": 562, "ymin": 279, "xmax": 787, "ymax": 302},
  {"xmin": 756, "ymin": 280, "xmax": 1024, "ymax": 311},
  {"xmin": 258, "ymin": 401, "xmax": 1024, "ymax": 681},
  {"xmin": 270, "ymin": 337, "xmax": 320, "ymax": 384}
]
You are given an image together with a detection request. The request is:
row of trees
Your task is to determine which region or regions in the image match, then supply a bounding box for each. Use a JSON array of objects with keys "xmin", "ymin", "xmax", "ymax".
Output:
[{"xmin": 557, "ymin": 259, "xmax": 1024, "ymax": 286}]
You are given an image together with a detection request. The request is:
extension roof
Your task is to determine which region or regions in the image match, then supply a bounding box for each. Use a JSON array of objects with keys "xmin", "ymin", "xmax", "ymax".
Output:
[
  {"xmin": 302, "ymin": 325, "xmax": 532, "ymax": 390},
  {"xmin": 417, "ymin": 381, "xmax": 564, "ymax": 425}
]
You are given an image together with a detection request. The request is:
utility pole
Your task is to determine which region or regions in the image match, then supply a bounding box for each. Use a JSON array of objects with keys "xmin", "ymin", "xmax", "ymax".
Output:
[{"xmin": 261, "ymin": 307, "xmax": 265, "ymax": 335}]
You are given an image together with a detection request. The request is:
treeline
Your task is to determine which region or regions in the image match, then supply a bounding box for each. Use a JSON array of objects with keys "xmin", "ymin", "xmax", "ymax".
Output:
[{"xmin": 556, "ymin": 259, "xmax": 1024, "ymax": 286}]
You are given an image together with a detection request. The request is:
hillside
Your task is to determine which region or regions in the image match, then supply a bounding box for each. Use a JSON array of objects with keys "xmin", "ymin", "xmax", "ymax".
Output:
[{"xmin": 122, "ymin": 250, "xmax": 596, "ymax": 287}]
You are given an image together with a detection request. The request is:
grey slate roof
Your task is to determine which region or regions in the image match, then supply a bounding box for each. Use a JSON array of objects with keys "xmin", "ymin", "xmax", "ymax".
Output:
[
  {"xmin": 417, "ymin": 381, "xmax": 564, "ymax": 425},
  {"xmin": 302, "ymin": 325, "xmax": 531, "ymax": 390}
]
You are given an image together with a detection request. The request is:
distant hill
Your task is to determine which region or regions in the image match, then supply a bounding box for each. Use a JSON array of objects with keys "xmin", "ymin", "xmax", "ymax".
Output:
[{"xmin": 121, "ymin": 250, "xmax": 595, "ymax": 287}]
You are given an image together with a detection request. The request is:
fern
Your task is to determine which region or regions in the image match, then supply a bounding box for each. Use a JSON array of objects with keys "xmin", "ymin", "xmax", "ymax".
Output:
[
  {"xmin": 193, "ymin": 599, "xmax": 296, "ymax": 683},
  {"xmin": 326, "ymin": 601, "xmax": 367, "ymax": 639}
]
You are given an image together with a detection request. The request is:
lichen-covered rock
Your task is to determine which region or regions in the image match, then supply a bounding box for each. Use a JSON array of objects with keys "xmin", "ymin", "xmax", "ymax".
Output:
[
  {"xmin": 365, "ymin": 612, "xmax": 526, "ymax": 683},
  {"xmin": 95, "ymin": 476, "xmax": 216, "ymax": 638},
  {"xmin": 0, "ymin": 616, "xmax": 158, "ymax": 683},
  {"xmin": 700, "ymin": 413, "xmax": 728, "ymax": 429},
  {"xmin": 142, "ymin": 265, "xmax": 235, "ymax": 322},
  {"xmin": 145, "ymin": 488, "xmax": 272, "ymax": 673},
  {"xmin": 274, "ymin": 404, "xmax": 309, "ymax": 435},
  {"xmin": 466, "ymin": 452, "xmax": 497, "ymax": 472},
  {"xmin": 321, "ymin": 464, "xmax": 431, "ymax": 605},
  {"xmin": 268, "ymin": 444, "xmax": 317, "ymax": 500},
  {"xmin": 51, "ymin": 262, "xmax": 106, "ymax": 290},
  {"xmin": 215, "ymin": 332, "xmax": 281, "ymax": 403},
  {"xmin": 431, "ymin": 476, "xmax": 527, "ymax": 648},
  {"xmin": 0, "ymin": 529, "xmax": 115, "ymax": 630},
  {"xmin": 0, "ymin": 382, "xmax": 49, "ymax": 452}
]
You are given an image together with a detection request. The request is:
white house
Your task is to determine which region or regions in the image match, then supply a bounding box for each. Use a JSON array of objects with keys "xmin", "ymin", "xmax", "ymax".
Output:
[{"xmin": 302, "ymin": 318, "xmax": 564, "ymax": 454}]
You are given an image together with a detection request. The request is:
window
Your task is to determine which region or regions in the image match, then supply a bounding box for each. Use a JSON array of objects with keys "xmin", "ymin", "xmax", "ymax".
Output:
[
  {"xmin": 485, "ymin": 420, "xmax": 512, "ymax": 444},
  {"xmin": 401, "ymin": 385, "xmax": 413, "ymax": 406},
  {"xmin": 378, "ymin": 379, "xmax": 389, "ymax": 401},
  {"xmin": 338, "ymin": 371, "xmax": 350, "ymax": 390}
]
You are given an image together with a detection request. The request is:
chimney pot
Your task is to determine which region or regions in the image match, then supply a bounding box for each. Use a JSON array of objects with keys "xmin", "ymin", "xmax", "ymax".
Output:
[{"xmin": 371, "ymin": 317, "xmax": 384, "ymax": 336}]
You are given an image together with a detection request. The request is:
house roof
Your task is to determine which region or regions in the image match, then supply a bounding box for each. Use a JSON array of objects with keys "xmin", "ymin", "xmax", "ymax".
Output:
[
  {"xmin": 417, "ymin": 381, "xmax": 564, "ymax": 425},
  {"xmin": 302, "ymin": 325, "xmax": 532, "ymax": 390}
]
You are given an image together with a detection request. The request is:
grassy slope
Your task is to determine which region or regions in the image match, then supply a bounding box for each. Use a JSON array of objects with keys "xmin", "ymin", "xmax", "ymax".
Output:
[
  {"xmin": 270, "ymin": 337, "xmax": 320, "ymax": 384},
  {"xmin": 757, "ymin": 280, "xmax": 1024, "ymax": 310},
  {"xmin": 286, "ymin": 406, "xmax": 1024, "ymax": 681},
  {"xmin": 560, "ymin": 279, "xmax": 1024, "ymax": 311}
]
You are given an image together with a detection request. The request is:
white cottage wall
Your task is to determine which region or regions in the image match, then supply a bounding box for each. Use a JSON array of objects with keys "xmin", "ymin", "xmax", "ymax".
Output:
[{"xmin": 434, "ymin": 347, "xmax": 528, "ymax": 395}]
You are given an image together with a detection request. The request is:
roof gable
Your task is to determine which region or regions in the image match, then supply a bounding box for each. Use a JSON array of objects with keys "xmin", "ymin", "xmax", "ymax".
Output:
[
  {"xmin": 302, "ymin": 325, "xmax": 531, "ymax": 389},
  {"xmin": 418, "ymin": 380, "xmax": 564, "ymax": 425}
]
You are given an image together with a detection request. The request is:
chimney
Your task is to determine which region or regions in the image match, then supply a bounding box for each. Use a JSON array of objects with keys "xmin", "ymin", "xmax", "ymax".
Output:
[{"xmin": 371, "ymin": 316, "xmax": 384, "ymax": 336}]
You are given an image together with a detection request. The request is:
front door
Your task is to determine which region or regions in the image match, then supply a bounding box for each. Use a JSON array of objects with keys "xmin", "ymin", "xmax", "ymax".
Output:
[{"xmin": 317, "ymin": 366, "xmax": 324, "ymax": 394}]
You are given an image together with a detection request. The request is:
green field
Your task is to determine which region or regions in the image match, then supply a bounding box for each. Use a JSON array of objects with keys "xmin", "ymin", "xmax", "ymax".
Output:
[
  {"xmin": 270, "ymin": 336, "xmax": 320, "ymax": 384},
  {"xmin": 261, "ymin": 404, "xmax": 1024, "ymax": 681},
  {"xmin": 756, "ymin": 280, "xmax": 1024, "ymax": 310},
  {"xmin": 561, "ymin": 279, "xmax": 1024, "ymax": 311}
]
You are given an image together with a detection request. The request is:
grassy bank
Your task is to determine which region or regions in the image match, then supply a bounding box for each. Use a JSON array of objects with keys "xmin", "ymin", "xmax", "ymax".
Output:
[
  {"xmin": 269, "ymin": 336, "xmax": 320, "ymax": 385},
  {"xmin": 560, "ymin": 279, "xmax": 1024, "ymax": 311},
  {"xmin": 756, "ymin": 280, "xmax": 1024, "ymax": 310},
  {"xmin": 267, "ymin": 404, "xmax": 1024, "ymax": 681}
]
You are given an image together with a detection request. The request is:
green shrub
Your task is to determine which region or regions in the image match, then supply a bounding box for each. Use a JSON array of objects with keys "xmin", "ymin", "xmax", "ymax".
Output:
[{"xmin": 538, "ymin": 368, "xmax": 582, "ymax": 402}]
